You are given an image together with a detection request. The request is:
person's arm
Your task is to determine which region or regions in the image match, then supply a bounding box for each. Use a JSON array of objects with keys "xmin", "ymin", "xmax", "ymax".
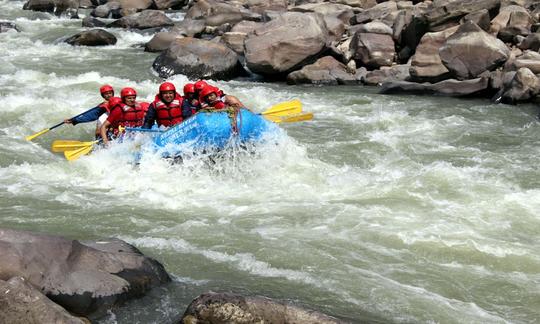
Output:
[
  {"xmin": 142, "ymin": 105, "xmax": 156, "ymax": 129},
  {"xmin": 65, "ymin": 106, "xmax": 105, "ymax": 125},
  {"xmin": 181, "ymin": 100, "xmax": 194, "ymax": 119},
  {"xmin": 224, "ymin": 95, "xmax": 245, "ymax": 109},
  {"xmin": 100, "ymin": 120, "xmax": 112, "ymax": 145}
]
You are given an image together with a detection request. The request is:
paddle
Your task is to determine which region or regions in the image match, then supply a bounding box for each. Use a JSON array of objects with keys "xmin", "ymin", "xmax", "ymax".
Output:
[
  {"xmin": 64, "ymin": 144, "xmax": 94, "ymax": 161},
  {"xmin": 273, "ymin": 112, "xmax": 314, "ymax": 123},
  {"xmin": 25, "ymin": 107, "xmax": 100, "ymax": 141},
  {"xmin": 51, "ymin": 140, "xmax": 99, "ymax": 152},
  {"xmin": 260, "ymin": 99, "xmax": 302, "ymax": 118}
]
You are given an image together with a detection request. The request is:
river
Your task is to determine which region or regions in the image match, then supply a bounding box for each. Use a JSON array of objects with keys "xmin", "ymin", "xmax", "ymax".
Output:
[{"xmin": 1, "ymin": 1, "xmax": 539, "ymax": 323}]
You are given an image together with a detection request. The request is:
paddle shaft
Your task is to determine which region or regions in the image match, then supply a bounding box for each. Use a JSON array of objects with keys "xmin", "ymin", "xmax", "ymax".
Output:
[{"xmin": 27, "ymin": 106, "xmax": 103, "ymax": 141}]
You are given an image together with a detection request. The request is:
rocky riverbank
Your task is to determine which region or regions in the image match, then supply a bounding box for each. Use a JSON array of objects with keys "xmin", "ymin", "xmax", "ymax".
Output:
[
  {"xmin": 2, "ymin": 0, "xmax": 538, "ymax": 106},
  {"xmin": 0, "ymin": 228, "xmax": 346, "ymax": 323}
]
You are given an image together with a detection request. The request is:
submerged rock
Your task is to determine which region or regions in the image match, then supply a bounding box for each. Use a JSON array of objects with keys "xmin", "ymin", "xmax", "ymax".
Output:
[
  {"xmin": 64, "ymin": 29, "xmax": 117, "ymax": 46},
  {"xmin": 0, "ymin": 228, "xmax": 170, "ymax": 317}
]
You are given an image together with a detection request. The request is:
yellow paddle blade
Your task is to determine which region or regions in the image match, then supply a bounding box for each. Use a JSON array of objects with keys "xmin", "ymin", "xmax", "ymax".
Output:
[
  {"xmin": 261, "ymin": 99, "xmax": 302, "ymax": 117},
  {"xmin": 274, "ymin": 112, "xmax": 314, "ymax": 123},
  {"xmin": 51, "ymin": 140, "xmax": 98, "ymax": 152},
  {"xmin": 64, "ymin": 145, "xmax": 94, "ymax": 161},
  {"xmin": 25, "ymin": 128, "xmax": 50, "ymax": 141}
]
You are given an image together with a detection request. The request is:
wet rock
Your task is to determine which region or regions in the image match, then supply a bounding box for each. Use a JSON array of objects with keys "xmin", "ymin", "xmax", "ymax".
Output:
[
  {"xmin": 380, "ymin": 77, "xmax": 489, "ymax": 97},
  {"xmin": 152, "ymin": 37, "xmax": 242, "ymax": 80},
  {"xmin": 23, "ymin": 0, "xmax": 78, "ymax": 17},
  {"xmin": 0, "ymin": 276, "xmax": 88, "ymax": 324},
  {"xmin": 82, "ymin": 16, "xmax": 106, "ymax": 28},
  {"xmin": 153, "ymin": 0, "xmax": 187, "ymax": 10},
  {"xmin": 425, "ymin": 0, "xmax": 500, "ymax": 31},
  {"xmin": 244, "ymin": 12, "xmax": 329, "ymax": 76},
  {"xmin": 286, "ymin": 56, "xmax": 358, "ymax": 85},
  {"xmin": 350, "ymin": 30, "xmax": 395, "ymax": 69},
  {"xmin": 364, "ymin": 64, "xmax": 410, "ymax": 85},
  {"xmin": 65, "ymin": 29, "xmax": 117, "ymax": 46},
  {"xmin": 107, "ymin": 10, "xmax": 174, "ymax": 29},
  {"xmin": 500, "ymin": 67, "xmax": 540, "ymax": 104},
  {"xmin": 409, "ymin": 26, "xmax": 457, "ymax": 83},
  {"xmin": 0, "ymin": 228, "xmax": 170, "ymax": 317},
  {"xmin": 145, "ymin": 31, "xmax": 181, "ymax": 52},
  {"xmin": 439, "ymin": 22, "xmax": 510, "ymax": 80},
  {"xmin": 0, "ymin": 21, "xmax": 19, "ymax": 33},
  {"xmin": 23, "ymin": 0, "xmax": 55, "ymax": 12},
  {"xmin": 181, "ymin": 292, "xmax": 346, "ymax": 324}
]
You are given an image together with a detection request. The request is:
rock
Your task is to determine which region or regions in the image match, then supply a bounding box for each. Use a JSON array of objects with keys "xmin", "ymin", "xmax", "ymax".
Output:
[
  {"xmin": 117, "ymin": 0, "xmax": 153, "ymax": 11},
  {"xmin": 500, "ymin": 67, "xmax": 540, "ymax": 104},
  {"xmin": 0, "ymin": 228, "xmax": 170, "ymax": 317},
  {"xmin": 350, "ymin": 1, "xmax": 397, "ymax": 26},
  {"xmin": 153, "ymin": 0, "xmax": 187, "ymax": 10},
  {"xmin": 221, "ymin": 32, "xmax": 247, "ymax": 54},
  {"xmin": 335, "ymin": 0, "xmax": 377, "ymax": 9},
  {"xmin": 185, "ymin": 0, "xmax": 250, "ymax": 20},
  {"xmin": 182, "ymin": 292, "xmax": 346, "ymax": 324},
  {"xmin": 244, "ymin": 12, "xmax": 329, "ymax": 76},
  {"xmin": 286, "ymin": 56, "xmax": 358, "ymax": 85},
  {"xmin": 0, "ymin": 277, "xmax": 88, "ymax": 324},
  {"xmin": 519, "ymin": 33, "xmax": 540, "ymax": 51},
  {"xmin": 107, "ymin": 10, "xmax": 174, "ymax": 29},
  {"xmin": 64, "ymin": 29, "xmax": 117, "ymax": 46},
  {"xmin": 152, "ymin": 37, "xmax": 242, "ymax": 79},
  {"xmin": 439, "ymin": 22, "xmax": 510, "ymax": 80},
  {"xmin": 426, "ymin": 0, "xmax": 500, "ymax": 31},
  {"xmin": 23, "ymin": 0, "xmax": 78, "ymax": 17},
  {"xmin": 393, "ymin": 12, "xmax": 429, "ymax": 62},
  {"xmin": 82, "ymin": 16, "xmax": 106, "ymax": 28},
  {"xmin": 460, "ymin": 9, "xmax": 491, "ymax": 32},
  {"xmin": 171, "ymin": 18, "xmax": 207, "ymax": 37},
  {"xmin": 0, "ymin": 21, "xmax": 19, "ymax": 33},
  {"xmin": 244, "ymin": 0, "xmax": 288, "ymax": 14},
  {"xmin": 364, "ymin": 64, "xmax": 410, "ymax": 85},
  {"xmin": 23, "ymin": 0, "xmax": 55, "ymax": 12},
  {"xmin": 91, "ymin": 2, "xmax": 120, "ymax": 18},
  {"xmin": 231, "ymin": 20, "xmax": 261, "ymax": 34},
  {"xmin": 490, "ymin": 5, "xmax": 532, "ymax": 42},
  {"xmin": 350, "ymin": 31, "xmax": 395, "ymax": 69},
  {"xmin": 409, "ymin": 26, "xmax": 458, "ymax": 82},
  {"xmin": 512, "ymin": 51, "xmax": 540, "ymax": 74},
  {"xmin": 357, "ymin": 21, "xmax": 392, "ymax": 35},
  {"xmin": 290, "ymin": 3, "xmax": 355, "ymax": 24},
  {"xmin": 145, "ymin": 31, "xmax": 181, "ymax": 52},
  {"xmin": 430, "ymin": 77, "xmax": 489, "ymax": 96},
  {"xmin": 380, "ymin": 80, "xmax": 433, "ymax": 95}
]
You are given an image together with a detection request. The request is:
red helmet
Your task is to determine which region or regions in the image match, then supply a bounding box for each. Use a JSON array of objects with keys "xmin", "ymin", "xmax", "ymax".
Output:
[
  {"xmin": 159, "ymin": 82, "xmax": 175, "ymax": 92},
  {"xmin": 183, "ymin": 83, "xmax": 195, "ymax": 95},
  {"xmin": 100, "ymin": 84, "xmax": 114, "ymax": 94},
  {"xmin": 194, "ymin": 80, "xmax": 208, "ymax": 92},
  {"xmin": 120, "ymin": 87, "xmax": 137, "ymax": 98},
  {"xmin": 108, "ymin": 97, "xmax": 122, "ymax": 107},
  {"xmin": 200, "ymin": 85, "xmax": 218, "ymax": 98}
]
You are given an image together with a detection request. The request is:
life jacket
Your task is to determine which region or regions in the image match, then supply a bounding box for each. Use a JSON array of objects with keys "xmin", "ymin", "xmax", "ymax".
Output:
[
  {"xmin": 98, "ymin": 101, "xmax": 110, "ymax": 113},
  {"xmin": 110, "ymin": 101, "xmax": 148, "ymax": 131},
  {"xmin": 152, "ymin": 94, "xmax": 184, "ymax": 127}
]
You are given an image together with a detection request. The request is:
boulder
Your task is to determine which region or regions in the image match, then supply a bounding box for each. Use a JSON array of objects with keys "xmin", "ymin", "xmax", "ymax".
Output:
[
  {"xmin": 185, "ymin": 0, "xmax": 250, "ymax": 20},
  {"xmin": 244, "ymin": 0, "xmax": 288, "ymax": 14},
  {"xmin": 231, "ymin": 20, "xmax": 261, "ymax": 34},
  {"xmin": 379, "ymin": 80, "xmax": 433, "ymax": 95},
  {"xmin": 518, "ymin": 33, "xmax": 540, "ymax": 51},
  {"xmin": 107, "ymin": 10, "xmax": 174, "ymax": 29},
  {"xmin": 350, "ymin": 31, "xmax": 395, "ymax": 69},
  {"xmin": 409, "ymin": 26, "xmax": 457, "ymax": 82},
  {"xmin": 221, "ymin": 32, "xmax": 247, "ymax": 54},
  {"xmin": 350, "ymin": 1, "xmax": 397, "ymax": 26},
  {"xmin": 171, "ymin": 18, "xmax": 207, "ymax": 37},
  {"xmin": 290, "ymin": 3, "xmax": 355, "ymax": 24},
  {"xmin": 117, "ymin": 0, "xmax": 153, "ymax": 11},
  {"xmin": 380, "ymin": 78, "xmax": 489, "ymax": 97},
  {"xmin": 512, "ymin": 51, "xmax": 540, "ymax": 74},
  {"xmin": 393, "ymin": 12, "xmax": 429, "ymax": 62},
  {"xmin": 439, "ymin": 22, "xmax": 510, "ymax": 80},
  {"xmin": 91, "ymin": 2, "xmax": 121, "ymax": 18},
  {"xmin": 286, "ymin": 56, "xmax": 358, "ymax": 85},
  {"xmin": 364, "ymin": 64, "xmax": 410, "ymax": 85},
  {"xmin": 335, "ymin": 0, "xmax": 377, "ymax": 9},
  {"xmin": 64, "ymin": 29, "xmax": 117, "ymax": 46},
  {"xmin": 490, "ymin": 5, "xmax": 532, "ymax": 42},
  {"xmin": 153, "ymin": 0, "xmax": 187, "ymax": 10},
  {"xmin": 23, "ymin": 0, "xmax": 55, "ymax": 12},
  {"xmin": 81, "ymin": 16, "xmax": 106, "ymax": 27},
  {"xmin": 0, "ymin": 228, "xmax": 170, "ymax": 317},
  {"xmin": 500, "ymin": 67, "xmax": 540, "ymax": 104},
  {"xmin": 145, "ymin": 31, "xmax": 181, "ymax": 52},
  {"xmin": 426, "ymin": 0, "xmax": 500, "ymax": 31},
  {"xmin": 0, "ymin": 277, "xmax": 88, "ymax": 324},
  {"xmin": 0, "ymin": 21, "xmax": 19, "ymax": 33},
  {"xmin": 357, "ymin": 21, "xmax": 392, "ymax": 35},
  {"xmin": 152, "ymin": 37, "xmax": 242, "ymax": 79},
  {"xmin": 244, "ymin": 12, "xmax": 329, "ymax": 76},
  {"xmin": 460, "ymin": 9, "xmax": 491, "ymax": 32},
  {"xmin": 182, "ymin": 292, "xmax": 346, "ymax": 324},
  {"xmin": 23, "ymin": 0, "xmax": 78, "ymax": 17}
]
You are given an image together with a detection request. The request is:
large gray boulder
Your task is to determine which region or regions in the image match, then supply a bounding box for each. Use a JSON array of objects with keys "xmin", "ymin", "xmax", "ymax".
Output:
[
  {"xmin": 182, "ymin": 292, "xmax": 346, "ymax": 324},
  {"xmin": 518, "ymin": 33, "xmax": 540, "ymax": 51},
  {"xmin": 0, "ymin": 277, "xmax": 88, "ymax": 324},
  {"xmin": 409, "ymin": 26, "xmax": 458, "ymax": 82},
  {"xmin": 153, "ymin": 0, "xmax": 187, "ymax": 10},
  {"xmin": 107, "ymin": 10, "xmax": 174, "ymax": 29},
  {"xmin": 439, "ymin": 22, "xmax": 510, "ymax": 80},
  {"xmin": 350, "ymin": 29, "xmax": 395, "ymax": 69},
  {"xmin": 23, "ymin": 0, "xmax": 78, "ymax": 17},
  {"xmin": 0, "ymin": 228, "xmax": 170, "ymax": 317},
  {"xmin": 244, "ymin": 12, "xmax": 329, "ymax": 76},
  {"xmin": 145, "ymin": 31, "xmax": 181, "ymax": 52},
  {"xmin": 426, "ymin": 0, "xmax": 500, "ymax": 31},
  {"xmin": 64, "ymin": 29, "xmax": 117, "ymax": 46},
  {"xmin": 152, "ymin": 37, "xmax": 242, "ymax": 79},
  {"xmin": 364, "ymin": 64, "xmax": 410, "ymax": 85},
  {"xmin": 380, "ymin": 78, "xmax": 489, "ymax": 97},
  {"xmin": 500, "ymin": 67, "xmax": 540, "ymax": 104},
  {"xmin": 490, "ymin": 5, "xmax": 532, "ymax": 42},
  {"xmin": 91, "ymin": 2, "xmax": 121, "ymax": 19},
  {"xmin": 512, "ymin": 51, "xmax": 540, "ymax": 74},
  {"xmin": 286, "ymin": 56, "xmax": 358, "ymax": 85},
  {"xmin": 350, "ymin": 1, "xmax": 397, "ymax": 26}
]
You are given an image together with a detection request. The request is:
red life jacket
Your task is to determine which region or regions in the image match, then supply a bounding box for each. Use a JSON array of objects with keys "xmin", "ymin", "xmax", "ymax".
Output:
[
  {"xmin": 153, "ymin": 94, "xmax": 184, "ymax": 127},
  {"xmin": 110, "ymin": 101, "xmax": 148, "ymax": 130},
  {"xmin": 98, "ymin": 101, "xmax": 110, "ymax": 113}
]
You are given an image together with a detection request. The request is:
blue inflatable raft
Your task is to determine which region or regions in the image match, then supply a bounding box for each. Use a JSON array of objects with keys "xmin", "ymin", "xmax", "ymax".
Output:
[{"xmin": 132, "ymin": 108, "xmax": 278, "ymax": 158}]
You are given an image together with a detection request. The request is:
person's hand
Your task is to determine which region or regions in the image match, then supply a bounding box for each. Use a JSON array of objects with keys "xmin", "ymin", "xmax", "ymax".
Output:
[{"xmin": 64, "ymin": 119, "xmax": 73, "ymax": 124}]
